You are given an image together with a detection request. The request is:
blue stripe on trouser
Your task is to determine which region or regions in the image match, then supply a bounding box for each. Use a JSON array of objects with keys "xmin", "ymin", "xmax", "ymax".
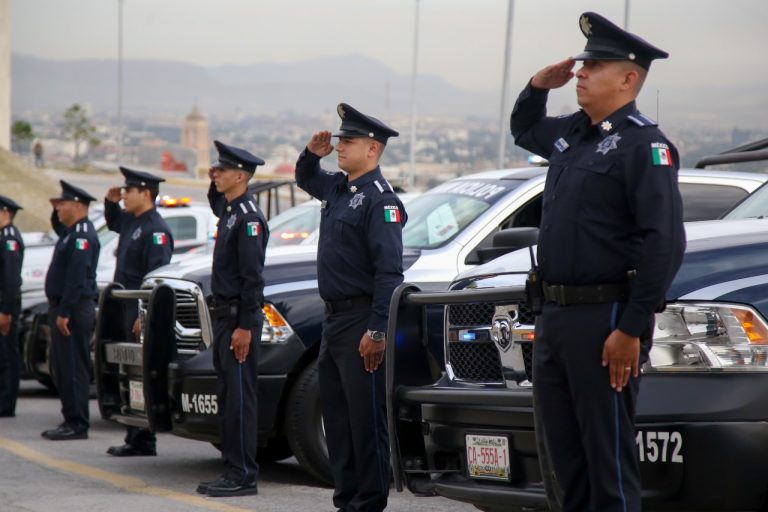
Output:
[
  {"xmin": 610, "ymin": 301, "xmax": 628, "ymax": 512},
  {"xmin": 371, "ymin": 374, "xmax": 385, "ymax": 492},
  {"xmin": 239, "ymin": 363, "xmax": 247, "ymax": 480}
]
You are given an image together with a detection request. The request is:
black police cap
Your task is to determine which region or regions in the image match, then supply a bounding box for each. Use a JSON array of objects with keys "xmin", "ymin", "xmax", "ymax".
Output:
[
  {"xmin": 211, "ymin": 140, "xmax": 265, "ymax": 174},
  {"xmin": 119, "ymin": 166, "xmax": 165, "ymax": 190},
  {"xmin": 0, "ymin": 194, "xmax": 22, "ymax": 212},
  {"xmin": 333, "ymin": 103, "xmax": 399, "ymax": 145},
  {"xmin": 573, "ymin": 12, "xmax": 668, "ymax": 71},
  {"xmin": 51, "ymin": 180, "xmax": 97, "ymax": 205}
]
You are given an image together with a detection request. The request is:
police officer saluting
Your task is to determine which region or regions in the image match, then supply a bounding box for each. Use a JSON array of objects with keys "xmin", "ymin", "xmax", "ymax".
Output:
[
  {"xmin": 104, "ymin": 168, "xmax": 173, "ymax": 456},
  {"xmin": 42, "ymin": 181, "xmax": 101, "ymax": 440},
  {"xmin": 511, "ymin": 12, "xmax": 686, "ymax": 512},
  {"xmin": 0, "ymin": 196, "xmax": 24, "ymax": 418},
  {"xmin": 196, "ymin": 141, "xmax": 268, "ymax": 498},
  {"xmin": 296, "ymin": 103, "xmax": 406, "ymax": 512}
]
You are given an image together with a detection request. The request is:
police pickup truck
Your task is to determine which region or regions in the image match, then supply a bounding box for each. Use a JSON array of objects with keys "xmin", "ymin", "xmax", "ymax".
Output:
[{"xmin": 94, "ymin": 166, "xmax": 765, "ymax": 485}]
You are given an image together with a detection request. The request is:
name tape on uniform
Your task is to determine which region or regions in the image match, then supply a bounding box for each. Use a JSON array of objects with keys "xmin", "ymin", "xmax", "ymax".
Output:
[{"xmin": 384, "ymin": 205, "xmax": 401, "ymax": 223}]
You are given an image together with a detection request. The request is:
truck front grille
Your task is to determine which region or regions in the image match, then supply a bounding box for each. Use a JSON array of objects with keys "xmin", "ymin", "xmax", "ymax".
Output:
[{"xmin": 448, "ymin": 340, "xmax": 503, "ymax": 382}]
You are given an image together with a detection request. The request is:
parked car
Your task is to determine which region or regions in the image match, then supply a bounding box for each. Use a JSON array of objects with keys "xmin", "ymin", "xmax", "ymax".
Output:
[{"xmin": 91, "ymin": 162, "xmax": 762, "ymax": 485}]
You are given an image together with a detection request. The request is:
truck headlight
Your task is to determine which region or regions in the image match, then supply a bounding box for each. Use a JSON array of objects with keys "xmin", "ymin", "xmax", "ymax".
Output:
[
  {"xmin": 649, "ymin": 302, "xmax": 768, "ymax": 371},
  {"xmin": 261, "ymin": 304, "xmax": 293, "ymax": 344}
]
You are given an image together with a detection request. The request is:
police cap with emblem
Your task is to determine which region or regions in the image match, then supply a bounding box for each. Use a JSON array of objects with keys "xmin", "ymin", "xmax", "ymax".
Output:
[
  {"xmin": 51, "ymin": 180, "xmax": 97, "ymax": 205},
  {"xmin": 333, "ymin": 103, "xmax": 399, "ymax": 145},
  {"xmin": 0, "ymin": 195, "xmax": 23, "ymax": 213},
  {"xmin": 573, "ymin": 11, "xmax": 668, "ymax": 71},
  {"xmin": 119, "ymin": 166, "xmax": 165, "ymax": 190},
  {"xmin": 211, "ymin": 140, "xmax": 265, "ymax": 174}
]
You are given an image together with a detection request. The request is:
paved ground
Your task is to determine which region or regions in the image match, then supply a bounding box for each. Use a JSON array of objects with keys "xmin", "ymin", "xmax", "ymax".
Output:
[{"xmin": 0, "ymin": 381, "xmax": 476, "ymax": 512}]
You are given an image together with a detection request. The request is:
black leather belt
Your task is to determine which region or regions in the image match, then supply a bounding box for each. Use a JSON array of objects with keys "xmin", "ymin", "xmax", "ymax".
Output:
[
  {"xmin": 542, "ymin": 281, "xmax": 629, "ymax": 306},
  {"xmin": 209, "ymin": 297, "xmax": 240, "ymax": 320},
  {"xmin": 48, "ymin": 298, "xmax": 60, "ymax": 307},
  {"xmin": 324, "ymin": 296, "xmax": 372, "ymax": 315}
]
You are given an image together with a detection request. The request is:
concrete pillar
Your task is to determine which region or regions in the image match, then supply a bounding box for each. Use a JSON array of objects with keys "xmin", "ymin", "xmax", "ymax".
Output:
[{"xmin": 0, "ymin": 0, "xmax": 10, "ymax": 150}]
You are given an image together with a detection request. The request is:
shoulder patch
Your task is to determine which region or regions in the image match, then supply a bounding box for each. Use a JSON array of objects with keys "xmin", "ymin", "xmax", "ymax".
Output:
[
  {"xmin": 650, "ymin": 142, "xmax": 673, "ymax": 166},
  {"xmin": 5, "ymin": 240, "xmax": 19, "ymax": 251},
  {"xmin": 247, "ymin": 222, "xmax": 261, "ymax": 237},
  {"xmin": 75, "ymin": 238, "xmax": 89, "ymax": 250},
  {"xmin": 152, "ymin": 232, "xmax": 168, "ymax": 245},
  {"xmin": 384, "ymin": 205, "xmax": 402, "ymax": 223}
]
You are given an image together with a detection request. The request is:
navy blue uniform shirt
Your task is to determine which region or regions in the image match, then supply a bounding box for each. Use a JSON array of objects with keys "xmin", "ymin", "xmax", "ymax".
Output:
[
  {"xmin": 0, "ymin": 224, "xmax": 24, "ymax": 314},
  {"xmin": 208, "ymin": 183, "xmax": 268, "ymax": 330},
  {"xmin": 295, "ymin": 148, "xmax": 407, "ymax": 333},
  {"xmin": 511, "ymin": 81, "xmax": 685, "ymax": 337},
  {"xmin": 44, "ymin": 213, "xmax": 100, "ymax": 318},
  {"xmin": 105, "ymin": 200, "xmax": 174, "ymax": 289}
]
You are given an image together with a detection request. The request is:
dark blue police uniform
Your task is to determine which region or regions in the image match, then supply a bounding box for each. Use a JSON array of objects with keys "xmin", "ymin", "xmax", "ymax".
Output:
[
  {"xmin": 511, "ymin": 12, "xmax": 686, "ymax": 512},
  {"xmin": 296, "ymin": 103, "xmax": 406, "ymax": 512},
  {"xmin": 0, "ymin": 196, "xmax": 24, "ymax": 417},
  {"xmin": 43, "ymin": 181, "xmax": 100, "ymax": 440},
  {"xmin": 106, "ymin": 168, "xmax": 174, "ymax": 456},
  {"xmin": 201, "ymin": 140, "xmax": 269, "ymax": 496}
]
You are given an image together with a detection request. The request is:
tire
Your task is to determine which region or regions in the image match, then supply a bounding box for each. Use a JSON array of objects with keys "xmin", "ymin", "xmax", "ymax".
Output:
[
  {"xmin": 257, "ymin": 435, "xmax": 293, "ymax": 463},
  {"xmin": 285, "ymin": 359, "xmax": 332, "ymax": 485},
  {"xmin": 533, "ymin": 390, "xmax": 563, "ymax": 512}
]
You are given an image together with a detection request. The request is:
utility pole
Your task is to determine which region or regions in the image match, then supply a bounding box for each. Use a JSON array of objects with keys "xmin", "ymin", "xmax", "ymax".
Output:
[
  {"xmin": 407, "ymin": 0, "xmax": 420, "ymax": 189},
  {"xmin": 117, "ymin": 0, "xmax": 124, "ymax": 162},
  {"xmin": 624, "ymin": 0, "xmax": 630, "ymax": 29},
  {"xmin": 0, "ymin": 0, "xmax": 10, "ymax": 150},
  {"xmin": 496, "ymin": 0, "xmax": 515, "ymax": 169}
]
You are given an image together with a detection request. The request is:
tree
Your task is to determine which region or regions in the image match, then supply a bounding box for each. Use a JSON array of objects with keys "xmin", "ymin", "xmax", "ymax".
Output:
[
  {"xmin": 62, "ymin": 104, "xmax": 100, "ymax": 163},
  {"xmin": 11, "ymin": 120, "xmax": 34, "ymax": 154}
]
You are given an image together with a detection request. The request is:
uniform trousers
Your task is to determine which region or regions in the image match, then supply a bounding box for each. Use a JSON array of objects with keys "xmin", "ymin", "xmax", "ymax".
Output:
[
  {"xmin": 533, "ymin": 301, "xmax": 651, "ymax": 512},
  {"xmin": 0, "ymin": 304, "xmax": 20, "ymax": 415},
  {"xmin": 319, "ymin": 308, "xmax": 390, "ymax": 512},
  {"xmin": 49, "ymin": 299, "xmax": 95, "ymax": 431},
  {"xmin": 212, "ymin": 313, "xmax": 262, "ymax": 483}
]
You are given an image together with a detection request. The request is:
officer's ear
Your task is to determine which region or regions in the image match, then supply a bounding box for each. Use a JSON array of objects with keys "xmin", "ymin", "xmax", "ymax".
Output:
[{"xmin": 368, "ymin": 140, "xmax": 384, "ymax": 159}]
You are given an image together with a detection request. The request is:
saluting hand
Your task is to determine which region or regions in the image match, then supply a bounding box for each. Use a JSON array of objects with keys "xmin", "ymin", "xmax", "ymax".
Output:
[
  {"xmin": 307, "ymin": 131, "xmax": 334, "ymax": 158},
  {"xmin": 359, "ymin": 333, "xmax": 385, "ymax": 373},
  {"xmin": 56, "ymin": 315, "xmax": 71, "ymax": 337},
  {"xmin": 602, "ymin": 329, "xmax": 640, "ymax": 392},
  {"xmin": 106, "ymin": 187, "xmax": 122, "ymax": 203},
  {"xmin": 0, "ymin": 313, "xmax": 11, "ymax": 336},
  {"xmin": 230, "ymin": 327, "xmax": 252, "ymax": 363},
  {"xmin": 531, "ymin": 58, "xmax": 576, "ymax": 90}
]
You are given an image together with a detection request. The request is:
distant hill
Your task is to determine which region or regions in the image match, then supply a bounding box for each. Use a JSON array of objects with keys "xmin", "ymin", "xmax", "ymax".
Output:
[
  {"xmin": 11, "ymin": 53, "xmax": 768, "ymax": 127},
  {"xmin": 0, "ymin": 148, "xmax": 59, "ymax": 232}
]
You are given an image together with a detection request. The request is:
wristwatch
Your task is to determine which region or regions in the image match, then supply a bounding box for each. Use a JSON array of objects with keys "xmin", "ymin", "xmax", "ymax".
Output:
[{"xmin": 366, "ymin": 329, "xmax": 386, "ymax": 342}]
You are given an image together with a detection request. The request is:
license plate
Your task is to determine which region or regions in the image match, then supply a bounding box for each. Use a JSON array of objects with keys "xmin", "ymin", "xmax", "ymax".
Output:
[
  {"xmin": 129, "ymin": 380, "xmax": 145, "ymax": 411},
  {"xmin": 466, "ymin": 434, "xmax": 511, "ymax": 481}
]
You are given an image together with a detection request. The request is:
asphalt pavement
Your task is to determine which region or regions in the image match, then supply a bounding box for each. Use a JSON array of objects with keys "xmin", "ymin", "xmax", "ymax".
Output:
[{"xmin": 0, "ymin": 381, "xmax": 475, "ymax": 512}]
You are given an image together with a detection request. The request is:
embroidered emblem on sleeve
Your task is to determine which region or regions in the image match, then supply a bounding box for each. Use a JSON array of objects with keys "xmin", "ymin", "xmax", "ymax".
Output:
[
  {"xmin": 651, "ymin": 142, "xmax": 673, "ymax": 166},
  {"xmin": 75, "ymin": 239, "xmax": 89, "ymax": 250},
  {"xmin": 152, "ymin": 232, "xmax": 168, "ymax": 245},
  {"xmin": 384, "ymin": 205, "xmax": 401, "ymax": 223},
  {"xmin": 5, "ymin": 240, "xmax": 18, "ymax": 251},
  {"xmin": 247, "ymin": 222, "xmax": 261, "ymax": 237}
]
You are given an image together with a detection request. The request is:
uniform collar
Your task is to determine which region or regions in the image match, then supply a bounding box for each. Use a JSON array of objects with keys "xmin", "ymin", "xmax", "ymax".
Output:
[
  {"xmin": 224, "ymin": 191, "xmax": 255, "ymax": 214},
  {"xmin": 595, "ymin": 101, "xmax": 637, "ymax": 135},
  {"xmin": 135, "ymin": 207, "xmax": 157, "ymax": 221},
  {"xmin": 341, "ymin": 166, "xmax": 383, "ymax": 193}
]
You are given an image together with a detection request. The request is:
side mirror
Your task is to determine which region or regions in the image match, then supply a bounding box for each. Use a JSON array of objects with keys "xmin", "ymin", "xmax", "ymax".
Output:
[{"xmin": 492, "ymin": 227, "xmax": 539, "ymax": 249}]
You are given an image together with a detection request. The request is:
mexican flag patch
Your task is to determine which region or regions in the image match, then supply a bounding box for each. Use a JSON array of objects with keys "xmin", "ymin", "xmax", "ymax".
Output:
[
  {"xmin": 384, "ymin": 205, "xmax": 401, "ymax": 223},
  {"xmin": 651, "ymin": 142, "xmax": 673, "ymax": 166},
  {"xmin": 5, "ymin": 240, "xmax": 18, "ymax": 251},
  {"xmin": 153, "ymin": 232, "xmax": 168, "ymax": 245},
  {"xmin": 75, "ymin": 238, "xmax": 89, "ymax": 250},
  {"xmin": 247, "ymin": 222, "xmax": 261, "ymax": 237}
]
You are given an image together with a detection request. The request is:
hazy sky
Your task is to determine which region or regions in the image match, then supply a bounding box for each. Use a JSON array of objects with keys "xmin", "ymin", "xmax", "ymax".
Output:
[{"xmin": 11, "ymin": 0, "xmax": 768, "ymax": 94}]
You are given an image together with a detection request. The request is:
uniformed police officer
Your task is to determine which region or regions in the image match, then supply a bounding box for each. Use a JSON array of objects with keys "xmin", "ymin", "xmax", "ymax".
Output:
[
  {"xmin": 104, "ymin": 167, "xmax": 174, "ymax": 456},
  {"xmin": 511, "ymin": 12, "xmax": 686, "ymax": 512},
  {"xmin": 0, "ymin": 195, "xmax": 24, "ymax": 418},
  {"xmin": 41, "ymin": 181, "xmax": 101, "ymax": 440},
  {"xmin": 195, "ymin": 140, "xmax": 268, "ymax": 498},
  {"xmin": 295, "ymin": 103, "xmax": 406, "ymax": 512}
]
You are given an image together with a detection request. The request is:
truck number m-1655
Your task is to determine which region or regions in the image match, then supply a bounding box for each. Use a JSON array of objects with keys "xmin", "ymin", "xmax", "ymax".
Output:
[{"xmin": 181, "ymin": 393, "xmax": 218, "ymax": 415}]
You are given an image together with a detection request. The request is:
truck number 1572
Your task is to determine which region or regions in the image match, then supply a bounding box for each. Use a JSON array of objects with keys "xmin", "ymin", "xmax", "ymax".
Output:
[{"xmin": 636, "ymin": 431, "xmax": 683, "ymax": 463}]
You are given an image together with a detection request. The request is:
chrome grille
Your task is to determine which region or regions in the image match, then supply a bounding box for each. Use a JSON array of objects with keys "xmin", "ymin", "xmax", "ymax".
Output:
[
  {"xmin": 448, "ymin": 340, "xmax": 503, "ymax": 382},
  {"xmin": 521, "ymin": 341, "xmax": 533, "ymax": 381},
  {"xmin": 175, "ymin": 291, "xmax": 201, "ymax": 329},
  {"xmin": 139, "ymin": 283, "xmax": 206, "ymax": 353}
]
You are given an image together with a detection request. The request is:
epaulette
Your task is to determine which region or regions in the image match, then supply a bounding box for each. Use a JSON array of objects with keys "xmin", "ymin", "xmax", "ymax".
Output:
[
  {"xmin": 372, "ymin": 179, "xmax": 395, "ymax": 194},
  {"xmin": 626, "ymin": 112, "xmax": 658, "ymax": 127},
  {"xmin": 74, "ymin": 221, "xmax": 91, "ymax": 233},
  {"xmin": 237, "ymin": 199, "xmax": 261, "ymax": 215}
]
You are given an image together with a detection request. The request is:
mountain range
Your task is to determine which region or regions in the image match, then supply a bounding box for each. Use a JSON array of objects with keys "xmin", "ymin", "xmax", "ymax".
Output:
[{"xmin": 11, "ymin": 53, "xmax": 768, "ymax": 128}]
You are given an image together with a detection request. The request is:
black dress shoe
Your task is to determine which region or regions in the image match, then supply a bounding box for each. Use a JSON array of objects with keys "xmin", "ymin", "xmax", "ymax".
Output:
[
  {"xmin": 196, "ymin": 478, "xmax": 223, "ymax": 495},
  {"xmin": 205, "ymin": 478, "xmax": 258, "ymax": 497},
  {"xmin": 41, "ymin": 425, "xmax": 88, "ymax": 440},
  {"xmin": 107, "ymin": 443, "xmax": 157, "ymax": 457}
]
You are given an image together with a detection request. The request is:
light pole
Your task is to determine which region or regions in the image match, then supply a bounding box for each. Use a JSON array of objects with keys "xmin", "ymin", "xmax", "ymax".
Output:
[
  {"xmin": 407, "ymin": 0, "xmax": 420, "ymax": 189},
  {"xmin": 496, "ymin": 0, "xmax": 515, "ymax": 169},
  {"xmin": 624, "ymin": 0, "xmax": 630, "ymax": 29},
  {"xmin": 117, "ymin": 0, "xmax": 124, "ymax": 162}
]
